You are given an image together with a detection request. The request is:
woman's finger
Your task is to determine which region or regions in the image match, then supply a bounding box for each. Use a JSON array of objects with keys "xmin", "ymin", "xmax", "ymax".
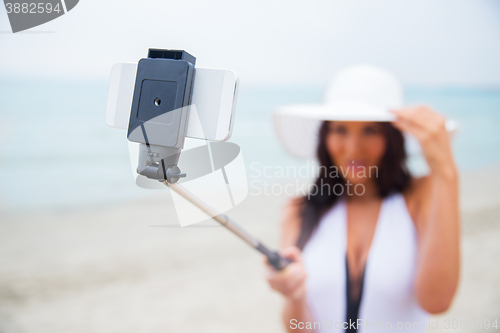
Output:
[
  {"xmin": 266, "ymin": 261, "xmax": 299, "ymax": 281},
  {"xmin": 266, "ymin": 262, "xmax": 305, "ymax": 288},
  {"xmin": 393, "ymin": 118, "xmax": 429, "ymax": 143},
  {"xmin": 285, "ymin": 267, "xmax": 307, "ymax": 293},
  {"xmin": 277, "ymin": 267, "xmax": 307, "ymax": 296},
  {"xmin": 281, "ymin": 246, "xmax": 302, "ymax": 262},
  {"xmin": 391, "ymin": 106, "xmax": 445, "ymax": 132},
  {"xmin": 391, "ymin": 107, "xmax": 424, "ymax": 129}
]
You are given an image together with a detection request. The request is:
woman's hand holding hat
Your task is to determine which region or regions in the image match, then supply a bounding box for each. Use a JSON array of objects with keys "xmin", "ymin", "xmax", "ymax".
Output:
[{"xmin": 390, "ymin": 106, "xmax": 457, "ymax": 179}]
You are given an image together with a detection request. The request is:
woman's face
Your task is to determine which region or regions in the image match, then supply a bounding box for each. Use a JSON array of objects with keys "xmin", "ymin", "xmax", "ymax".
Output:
[{"xmin": 325, "ymin": 121, "xmax": 387, "ymax": 185}]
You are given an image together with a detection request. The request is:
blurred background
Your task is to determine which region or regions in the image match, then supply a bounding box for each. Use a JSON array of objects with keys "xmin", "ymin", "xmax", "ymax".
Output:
[{"xmin": 1, "ymin": 0, "xmax": 499, "ymax": 332}]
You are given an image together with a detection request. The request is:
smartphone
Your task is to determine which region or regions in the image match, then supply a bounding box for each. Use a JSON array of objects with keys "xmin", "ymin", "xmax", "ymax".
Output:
[{"xmin": 105, "ymin": 63, "xmax": 239, "ymax": 142}]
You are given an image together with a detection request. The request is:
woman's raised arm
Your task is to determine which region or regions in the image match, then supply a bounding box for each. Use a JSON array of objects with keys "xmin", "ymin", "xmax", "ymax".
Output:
[{"xmin": 392, "ymin": 106, "xmax": 460, "ymax": 314}]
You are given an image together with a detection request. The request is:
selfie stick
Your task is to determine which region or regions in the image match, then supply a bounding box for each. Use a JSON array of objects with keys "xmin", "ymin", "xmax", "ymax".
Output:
[
  {"xmin": 126, "ymin": 49, "xmax": 290, "ymax": 271},
  {"xmin": 165, "ymin": 181, "xmax": 291, "ymax": 271}
]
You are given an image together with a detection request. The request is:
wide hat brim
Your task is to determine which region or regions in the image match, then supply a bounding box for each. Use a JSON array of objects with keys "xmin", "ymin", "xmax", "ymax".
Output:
[{"xmin": 273, "ymin": 101, "xmax": 459, "ymax": 160}]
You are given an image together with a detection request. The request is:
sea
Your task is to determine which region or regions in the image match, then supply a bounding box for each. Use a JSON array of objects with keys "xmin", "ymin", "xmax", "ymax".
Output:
[{"xmin": 1, "ymin": 78, "xmax": 499, "ymax": 213}]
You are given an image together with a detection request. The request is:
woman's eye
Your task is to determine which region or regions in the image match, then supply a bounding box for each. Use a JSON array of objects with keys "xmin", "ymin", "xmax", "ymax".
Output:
[
  {"xmin": 363, "ymin": 126, "xmax": 380, "ymax": 135},
  {"xmin": 330, "ymin": 126, "xmax": 347, "ymax": 134}
]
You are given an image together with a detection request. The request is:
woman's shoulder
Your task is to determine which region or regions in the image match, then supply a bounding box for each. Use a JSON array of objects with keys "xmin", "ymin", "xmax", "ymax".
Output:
[{"xmin": 279, "ymin": 196, "xmax": 305, "ymax": 248}]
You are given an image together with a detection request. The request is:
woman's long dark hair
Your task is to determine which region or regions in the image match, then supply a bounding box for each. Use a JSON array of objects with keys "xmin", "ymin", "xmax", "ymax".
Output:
[{"xmin": 296, "ymin": 121, "xmax": 411, "ymax": 250}]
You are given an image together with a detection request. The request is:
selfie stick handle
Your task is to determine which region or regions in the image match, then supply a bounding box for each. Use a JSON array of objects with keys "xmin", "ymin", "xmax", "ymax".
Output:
[{"xmin": 166, "ymin": 182, "xmax": 292, "ymax": 271}]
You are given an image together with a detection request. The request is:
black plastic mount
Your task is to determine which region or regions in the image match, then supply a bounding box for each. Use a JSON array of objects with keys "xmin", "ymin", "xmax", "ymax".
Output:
[
  {"xmin": 127, "ymin": 49, "xmax": 196, "ymax": 148},
  {"xmin": 148, "ymin": 49, "xmax": 196, "ymax": 65}
]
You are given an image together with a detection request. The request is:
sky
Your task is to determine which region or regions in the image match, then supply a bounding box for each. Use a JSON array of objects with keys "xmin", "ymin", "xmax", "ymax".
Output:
[{"xmin": 0, "ymin": 0, "xmax": 499, "ymax": 87}]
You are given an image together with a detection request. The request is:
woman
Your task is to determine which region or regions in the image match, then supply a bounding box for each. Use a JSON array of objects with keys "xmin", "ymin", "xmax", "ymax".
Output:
[{"xmin": 265, "ymin": 65, "xmax": 460, "ymax": 333}]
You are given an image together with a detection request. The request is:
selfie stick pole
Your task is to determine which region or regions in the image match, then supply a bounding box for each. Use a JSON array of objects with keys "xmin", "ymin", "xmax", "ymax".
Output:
[{"xmin": 165, "ymin": 181, "xmax": 291, "ymax": 271}]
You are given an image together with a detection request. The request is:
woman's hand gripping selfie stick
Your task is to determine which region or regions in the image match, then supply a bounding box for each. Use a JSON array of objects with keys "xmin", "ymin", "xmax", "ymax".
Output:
[{"xmin": 165, "ymin": 181, "xmax": 292, "ymax": 271}]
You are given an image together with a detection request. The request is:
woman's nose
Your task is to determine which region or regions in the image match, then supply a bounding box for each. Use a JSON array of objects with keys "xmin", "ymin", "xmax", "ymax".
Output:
[{"xmin": 345, "ymin": 134, "xmax": 362, "ymax": 156}]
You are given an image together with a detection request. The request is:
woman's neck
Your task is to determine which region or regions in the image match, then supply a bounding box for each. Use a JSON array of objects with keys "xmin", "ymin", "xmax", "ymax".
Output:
[{"xmin": 346, "ymin": 180, "xmax": 380, "ymax": 203}]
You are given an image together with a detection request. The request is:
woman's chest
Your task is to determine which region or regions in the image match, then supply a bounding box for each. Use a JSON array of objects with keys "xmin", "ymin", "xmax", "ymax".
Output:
[
  {"xmin": 302, "ymin": 196, "xmax": 420, "ymax": 301},
  {"xmin": 345, "ymin": 200, "xmax": 383, "ymax": 281}
]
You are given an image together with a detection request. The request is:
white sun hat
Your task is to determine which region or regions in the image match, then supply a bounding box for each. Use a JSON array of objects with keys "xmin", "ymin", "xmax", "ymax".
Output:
[{"xmin": 273, "ymin": 64, "xmax": 458, "ymax": 160}]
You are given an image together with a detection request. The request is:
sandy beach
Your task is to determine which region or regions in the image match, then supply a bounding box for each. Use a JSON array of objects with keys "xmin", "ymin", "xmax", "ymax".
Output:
[{"xmin": 0, "ymin": 164, "xmax": 499, "ymax": 333}]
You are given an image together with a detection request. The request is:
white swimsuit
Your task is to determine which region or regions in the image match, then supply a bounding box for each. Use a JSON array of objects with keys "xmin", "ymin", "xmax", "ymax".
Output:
[{"xmin": 301, "ymin": 192, "xmax": 430, "ymax": 332}]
